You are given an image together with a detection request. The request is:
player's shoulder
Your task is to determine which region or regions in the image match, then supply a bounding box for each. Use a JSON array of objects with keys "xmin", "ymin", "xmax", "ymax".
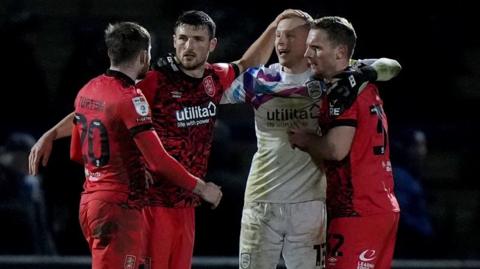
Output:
[
  {"xmin": 267, "ymin": 62, "xmax": 282, "ymax": 71},
  {"xmin": 148, "ymin": 65, "xmax": 170, "ymax": 80},
  {"xmin": 356, "ymin": 82, "xmax": 381, "ymax": 105},
  {"xmin": 111, "ymin": 87, "xmax": 147, "ymax": 117},
  {"xmin": 240, "ymin": 64, "xmax": 281, "ymax": 83},
  {"xmin": 84, "ymin": 73, "xmax": 107, "ymax": 86},
  {"xmin": 210, "ymin": 62, "xmax": 235, "ymax": 75},
  {"xmin": 211, "ymin": 62, "xmax": 231, "ymax": 70},
  {"xmin": 78, "ymin": 73, "xmax": 111, "ymax": 97},
  {"xmin": 361, "ymin": 83, "xmax": 379, "ymax": 95},
  {"xmin": 139, "ymin": 70, "xmax": 162, "ymax": 84},
  {"xmin": 137, "ymin": 70, "xmax": 163, "ymax": 93}
]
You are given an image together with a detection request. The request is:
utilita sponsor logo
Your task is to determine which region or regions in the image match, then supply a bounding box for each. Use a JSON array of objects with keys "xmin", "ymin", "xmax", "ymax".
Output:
[
  {"xmin": 266, "ymin": 107, "xmax": 316, "ymax": 121},
  {"xmin": 175, "ymin": 101, "xmax": 217, "ymax": 127}
]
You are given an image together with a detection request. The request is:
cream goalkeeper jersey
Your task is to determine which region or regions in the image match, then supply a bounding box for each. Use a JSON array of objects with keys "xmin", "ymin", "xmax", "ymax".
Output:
[{"xmin": 221, "ymin": 63, "xmax": 326, "ymax": 203}]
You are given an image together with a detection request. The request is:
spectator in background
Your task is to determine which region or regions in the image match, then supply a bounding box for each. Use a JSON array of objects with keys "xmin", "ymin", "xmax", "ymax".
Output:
[
  {"xmin": 0, "ymin": 132, "xmax": 56, "ymax": 254},
  {"xmin": 391, "ymin": 128, "xmax": 435, "ymax": 258}
]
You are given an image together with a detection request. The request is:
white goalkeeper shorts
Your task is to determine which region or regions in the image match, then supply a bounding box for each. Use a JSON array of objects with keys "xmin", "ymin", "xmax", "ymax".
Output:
[{"xmin": 239, "ymin": 200, "xmax": 327, "ymax": 269}]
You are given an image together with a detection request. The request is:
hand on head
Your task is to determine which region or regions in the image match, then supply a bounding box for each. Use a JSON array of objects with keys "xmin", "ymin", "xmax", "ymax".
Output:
[{"xmin": 274, "ymin": 9, "xmax": 312, "ymax": 27}]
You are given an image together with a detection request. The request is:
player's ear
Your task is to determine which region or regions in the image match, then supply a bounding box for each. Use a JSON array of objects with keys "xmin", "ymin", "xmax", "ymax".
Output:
[
  {"xmin": 139, "ymin": 49, "xmax": 148, "ymax": 65},
  {"xmin": 209, "ymin": 37, "xmax": 217, "ymax": 53},
  {"xmin": 335, "ymin": 44, "xmax": 348, "ymax": 60}
]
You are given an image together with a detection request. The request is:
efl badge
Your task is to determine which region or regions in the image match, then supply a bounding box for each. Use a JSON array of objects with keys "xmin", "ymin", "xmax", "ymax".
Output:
[
  {"xmin": 203, "ymin": 76, "xmax": 215, "ymax": 97},
  {"xmin": 132, "ymin": 96, "xmax": 149, "ymax": 116},
  {"xmin": 306, "ymin": 79, "xmax": 324, "ymax": 100},
  {"xmin": 124, "ymin": 255, "xmax": 136, "ymax": 269},
  {"xmin": 240, "ymin": 253, "xmax": 251, "ymax": 269}
]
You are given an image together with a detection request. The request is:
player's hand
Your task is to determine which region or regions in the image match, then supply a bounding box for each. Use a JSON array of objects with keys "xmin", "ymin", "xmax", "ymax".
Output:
[
  {"xmin": 287, "ymin": 128, "xmax": 317, "ymax": 152},
  {"xmin": 29, "ymin": 130, "xmax": 56, "ymax": 175},
  {"xmin": 153, "ymin": 53, "xmax": 181, "ymax": 73},
  {"xmin": 273, "ymin": 9, "xmax": 312, "ymax": 27},
  {"xmin": 327, "ymin": 65, "xmax": 377, "ymax": 117},
  {"xmin": 196, "ymin": 181, "xmax": 223, "ymax": 209}
]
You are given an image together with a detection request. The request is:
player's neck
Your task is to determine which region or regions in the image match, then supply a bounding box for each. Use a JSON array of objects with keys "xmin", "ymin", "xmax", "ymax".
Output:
[
  {"xmin": 180, "ymin": 65, "xmax": 205, "ymax": 79},
  {"xmin": 324, "ymin": 61, "xmax": 349, "ymax": 81},
  {"xmin": 110, "ymin": 65, "xmax": 139, "ymax": 81},
  {"xmin": 282, "ymin": 61, "xmax": 309, "ymax": 74}
]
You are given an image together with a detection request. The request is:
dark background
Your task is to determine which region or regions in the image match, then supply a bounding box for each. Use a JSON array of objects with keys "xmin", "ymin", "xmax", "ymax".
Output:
[{"xmin": 0, "ymin": 0, "xmax": 479, "ymax": 260}]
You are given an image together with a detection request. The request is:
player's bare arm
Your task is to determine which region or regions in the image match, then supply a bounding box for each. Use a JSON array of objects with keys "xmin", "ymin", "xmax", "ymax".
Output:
[
  {"xmin": 234, "ymin": 9, "xmax": 311, "ymax": 73},
  {"xmin": 288, "ymin": 125, "xmax": 356, "ymax": 162},
  {"xmin": 29, "ymin": 112, "xmax": 75, "ymax": 175}
]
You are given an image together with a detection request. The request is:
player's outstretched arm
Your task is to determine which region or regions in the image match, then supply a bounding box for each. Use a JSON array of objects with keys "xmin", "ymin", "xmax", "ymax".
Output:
[
  {"xmin": 234, "ymin": 9, "xmax": 312, "ymax": 73},
  {"xmin": 133, "ymin": 130, "xmax": 223, "ymax": 208},
  {"xmin": 353, "ymin": 58, "xmax": 402, "ymax": 82},
  {"xmin": 29, "ymin": 112, "xmax": 75, "ymax": 175},
  {"xmin": 326, "ymin": 57, "xmax": 402, "ymax": 110},
  {"xmin": 371, "ymin": 58, "xmax": 402, "ymax": 81}
]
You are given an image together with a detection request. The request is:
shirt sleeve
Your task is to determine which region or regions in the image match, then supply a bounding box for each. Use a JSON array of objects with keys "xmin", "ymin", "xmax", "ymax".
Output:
[
  {"xmin": 220, "ymin": 66, "xmax": 264, "ymax": 104},
  {"xmin": 132, "ymin": 130, "xmax": 198, "ymax": 191},
  {"xmin": 221, "ymin": 73, "xmax": 247, "ymax": 104},
  {"xmin": 213, "ymin": 63, "xmax": 238, "ymax": 89},
  {"xmin": 117, "ymin": 88, "xmax": 154, "ymax": 136},
  {"xmin": 70, "ymin": 121, "xmax": 83, "ymax": 163}
]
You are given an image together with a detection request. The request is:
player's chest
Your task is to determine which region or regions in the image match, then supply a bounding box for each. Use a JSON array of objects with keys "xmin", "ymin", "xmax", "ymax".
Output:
[{"xmin": 152, "ymin": 82, "xmax": 222, "ymax": 129}]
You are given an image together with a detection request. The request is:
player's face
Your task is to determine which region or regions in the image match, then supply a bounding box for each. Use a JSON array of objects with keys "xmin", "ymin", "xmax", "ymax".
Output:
[
  {"xmin": 173, "ymin": 24, "xmax": 217, "ymax": 70},
  {"xmin": 275, "ymin": 17, "xmax": 309, "ymax": 69},
  {"xmin": 304, "ymin": 28, "xmax": 338, "ymax": 79}
]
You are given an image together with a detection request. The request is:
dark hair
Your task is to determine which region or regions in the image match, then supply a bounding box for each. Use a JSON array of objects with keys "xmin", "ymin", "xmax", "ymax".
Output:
[
  {"xmin": 174, "ymin": 10, "xmax": 216, "ymax": 39},
  {"xmin": 310, "ymin": 16, "xmax": 356, "ymax": 58},
  {"xmin": 104, "ymin": 22, "xmax": 150, "ymax": 65}
]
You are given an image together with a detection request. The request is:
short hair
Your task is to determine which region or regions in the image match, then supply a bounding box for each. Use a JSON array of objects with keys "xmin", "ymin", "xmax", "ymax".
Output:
[
  {"xmin": 174, "ymin": 10, "xmax": 216, "ymax": 39},
  {"xmin": 310, "ymin": 16, "xmax": 356, "ymax": 58},
  {"xmin": 104, "ymin": 22, "xmax": 150, "ymax": 65},
  {"xmin": 284, "ymin": 10, "xmax": 314, "ymax": 25}
]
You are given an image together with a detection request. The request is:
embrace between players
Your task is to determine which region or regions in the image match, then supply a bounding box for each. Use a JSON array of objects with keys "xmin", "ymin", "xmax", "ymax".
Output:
[{"xmin": 29, "ymin": 9, "xmax": 401, "ymax": 269}]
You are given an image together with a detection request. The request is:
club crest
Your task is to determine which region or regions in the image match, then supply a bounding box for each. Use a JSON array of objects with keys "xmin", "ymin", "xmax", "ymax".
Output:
[
  {"xmin": 306, "ymin": 79, "xmax": 324, "ymax": 99},
  {"xmin": 203, "ymin": 76, "xmax": 216, "ymax": 97},
  {"xmin": 240, "ymin": 253, "xmax": 251, "ymax": 268}
]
